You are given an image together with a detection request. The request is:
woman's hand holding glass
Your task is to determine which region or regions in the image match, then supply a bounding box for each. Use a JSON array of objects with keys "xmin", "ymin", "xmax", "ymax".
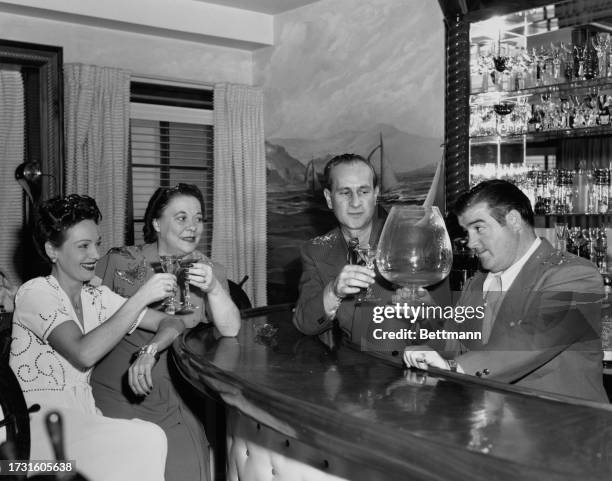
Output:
[
  {"xmin": 135, "ymin": 273, "xmax": 178, "ymax": 306},
  {"xmin": 185, "ymin": 262, "xmax": 219, "ymax": 294}
]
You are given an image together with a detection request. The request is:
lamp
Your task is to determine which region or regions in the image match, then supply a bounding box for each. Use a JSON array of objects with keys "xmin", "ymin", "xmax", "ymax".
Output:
[
  {"xmin": 14, "ymin": 161, "xmax": 42, "ymax": 204},
  {"xmin": 14, "ymin": 161, "xmax": 42, "ymax": 183}
]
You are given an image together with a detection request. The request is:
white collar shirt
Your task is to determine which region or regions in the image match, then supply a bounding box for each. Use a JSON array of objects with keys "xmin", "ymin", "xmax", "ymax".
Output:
[{"xmin": 482, "ymin": 237, "xmax": 541, "ymax": 294}]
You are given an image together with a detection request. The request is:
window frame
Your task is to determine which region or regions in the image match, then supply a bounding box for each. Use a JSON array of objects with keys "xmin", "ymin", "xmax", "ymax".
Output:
[{"xmin": 127, "ymin": 84, "xmax": 214, "ymax": 251}]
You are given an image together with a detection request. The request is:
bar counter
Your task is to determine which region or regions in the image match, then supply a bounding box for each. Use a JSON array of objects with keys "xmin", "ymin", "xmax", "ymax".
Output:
[{"xmin": 172, "ymin": 305, "xmax": 612, "ymax": 481}]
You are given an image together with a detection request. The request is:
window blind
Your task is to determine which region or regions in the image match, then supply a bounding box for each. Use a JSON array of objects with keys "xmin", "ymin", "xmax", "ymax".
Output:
[{"xmin": 129, "ymin": 98, "xmax": 214, "ymax": 255}]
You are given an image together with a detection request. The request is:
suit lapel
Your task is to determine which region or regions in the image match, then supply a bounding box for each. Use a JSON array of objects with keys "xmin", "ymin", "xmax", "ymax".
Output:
[{"xmin": 487, "ymin": 238, "xmax": 554, "ymax": 343}]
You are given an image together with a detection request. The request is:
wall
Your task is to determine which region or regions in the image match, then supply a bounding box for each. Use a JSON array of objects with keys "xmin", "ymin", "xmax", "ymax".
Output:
[
  {"xmin": 0, "ymin": 12, "xmax": 252, "ymax": 84},
  {"xmin": 254, "ymin": 0, "xmax": 445, "ymax": 303}
]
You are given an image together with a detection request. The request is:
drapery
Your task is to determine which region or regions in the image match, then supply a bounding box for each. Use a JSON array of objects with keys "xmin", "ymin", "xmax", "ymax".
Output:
[
  {"xmin": 212, "ymin": 84, "xmax": 267, "ymax": 307},
  {"xmin": 0, "ymin": 68, "xmax": 24, "ymax": 287},
  {"xmin": 64, "ymin": 64, "xmax": 130, "ymax": 252}
]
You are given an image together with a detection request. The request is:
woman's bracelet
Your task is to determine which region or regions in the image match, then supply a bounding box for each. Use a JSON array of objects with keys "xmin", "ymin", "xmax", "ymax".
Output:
[{"xmin": 137, "ymin": 343, "xmax": 160, "ymax": 361}]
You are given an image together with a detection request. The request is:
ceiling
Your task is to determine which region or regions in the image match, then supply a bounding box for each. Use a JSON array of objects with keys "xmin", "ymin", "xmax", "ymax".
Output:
[{"xmin": 194, "ymin": 0, "xmax": 322, "ymax": 14}]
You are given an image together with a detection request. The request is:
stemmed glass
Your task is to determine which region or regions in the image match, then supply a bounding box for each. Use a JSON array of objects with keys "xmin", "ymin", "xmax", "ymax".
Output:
[
  {"xmin": 554, "ymin": 221, "xmax": 568, "ymax": 255},
  {"xmin": 376, "ymin": 205, "xmax": 453, "ymax": 305},
  {"xmin": 177, "ymin": 255, "xmax": 200, "ymax": 314},
  {"xmin": 115, "ymin": 258, "xmax": 147, "ymax": 286},
  {"xmin": 159, "ymin": 255, "xmax": 181, "ymax": 314},
  {"xmin": 355, "ymin": 244, "xmax": 379, "ymax": 304}
]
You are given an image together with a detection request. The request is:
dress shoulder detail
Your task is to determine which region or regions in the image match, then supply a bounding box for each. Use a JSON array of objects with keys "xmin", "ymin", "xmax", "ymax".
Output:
[{"xmin": 107, "ymin": 245, "xmax": 144, "ymax": 260}]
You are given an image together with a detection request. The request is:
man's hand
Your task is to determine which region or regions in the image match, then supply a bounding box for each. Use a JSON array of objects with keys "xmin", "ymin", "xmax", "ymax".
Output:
[
  {"xmin": 332, "ymin": 264, "xmax": 375, "ymax": 298},
  {"xmin": 403, "ymin": 345, "xmax": 449, "ymax": 370}
]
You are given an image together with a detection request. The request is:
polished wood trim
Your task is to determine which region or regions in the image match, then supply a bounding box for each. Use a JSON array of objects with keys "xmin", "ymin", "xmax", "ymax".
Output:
[
  {"xmin": 0, "ymin": 39, "xmax": 63, "ymax": 198},
  {"xmin": 173, "ymin": 310, "xmax": 612, "ymax": 481}
]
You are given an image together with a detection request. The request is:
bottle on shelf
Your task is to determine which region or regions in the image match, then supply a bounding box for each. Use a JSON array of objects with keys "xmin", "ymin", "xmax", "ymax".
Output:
[{"xmin": 573, "ymin": 161, "xmax": 591, "ymax": 214}]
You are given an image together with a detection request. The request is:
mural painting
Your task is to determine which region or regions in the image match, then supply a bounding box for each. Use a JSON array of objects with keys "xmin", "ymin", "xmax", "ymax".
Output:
[{"xmin": 256, "ymin": 0, "xmax": 445, "ymax": 303}]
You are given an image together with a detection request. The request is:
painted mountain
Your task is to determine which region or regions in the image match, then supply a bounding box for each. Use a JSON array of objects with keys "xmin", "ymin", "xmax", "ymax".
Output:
[
  {"xmin": 268, "ymin": 123, "xmax": 442, "ymax": 184},
  {"xmin": 265, "ymin": 141, "xmax": 306, "ymax": 186},
  {"xmin": 265, "ymin": 123, "xmax": 443, "ymax": 303}
]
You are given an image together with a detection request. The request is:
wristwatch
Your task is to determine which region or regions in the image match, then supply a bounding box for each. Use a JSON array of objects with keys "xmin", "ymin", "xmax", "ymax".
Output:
[
  {"xmin": 137, "ymin": 343, "xmax": 160, "ymax": 361},
  {"xmin": 447, "ymin": 359, "xmax": 458, "ymax": 372}
]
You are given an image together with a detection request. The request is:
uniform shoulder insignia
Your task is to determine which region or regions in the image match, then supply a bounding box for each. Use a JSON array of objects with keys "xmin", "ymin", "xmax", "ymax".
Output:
[{"xmin": 311, "ymin": 230, "xmax": 339, "ymax": 246}]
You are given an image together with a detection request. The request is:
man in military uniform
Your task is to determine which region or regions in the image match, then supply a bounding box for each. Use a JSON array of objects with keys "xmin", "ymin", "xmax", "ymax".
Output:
[{"xmin": 293, "ymin": 153, "xmax": 450, "ymax": 356}]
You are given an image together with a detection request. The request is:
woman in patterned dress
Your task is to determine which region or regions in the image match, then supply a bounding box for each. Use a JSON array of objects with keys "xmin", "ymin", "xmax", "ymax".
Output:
[
  {"xmin": 10, "ymin": 194, "xmax": 183, "ymax": 481},
  {"xmin": 91, "ymin": 184, "xmax": 240, "ymax": 481}
]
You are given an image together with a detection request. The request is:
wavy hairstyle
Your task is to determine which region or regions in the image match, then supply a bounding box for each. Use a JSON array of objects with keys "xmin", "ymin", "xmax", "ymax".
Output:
[
  {"xmin": 33, "ymin": 194, "xmax": 102, "ymax": 263},
  {"xmin": 453, "ymin": 179, "xmax": 535, "ymax": 227},
  {"xmin": 142, "ymin": 183, "xmax": 205, "ymax": 244}
]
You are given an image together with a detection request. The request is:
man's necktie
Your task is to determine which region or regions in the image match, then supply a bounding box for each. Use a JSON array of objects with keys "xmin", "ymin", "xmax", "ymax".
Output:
[{"xmin": 482, "ymin": 274, "xmax": 503, "ymax": 344}]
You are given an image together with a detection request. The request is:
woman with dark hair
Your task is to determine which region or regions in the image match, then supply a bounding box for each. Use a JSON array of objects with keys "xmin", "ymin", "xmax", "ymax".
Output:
[
  {"xmin": 10, "ymin": 194, "xmax": 175, "ymax": 481},
  {"xmin": 91, "ymin": 183, "xmax": 240, "ymax": 481}
]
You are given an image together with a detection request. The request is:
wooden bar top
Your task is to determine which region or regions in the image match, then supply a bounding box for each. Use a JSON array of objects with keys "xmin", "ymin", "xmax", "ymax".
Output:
[{"xmin": 172, "ymin": 305, "xmax": 612, "ymax": 481}]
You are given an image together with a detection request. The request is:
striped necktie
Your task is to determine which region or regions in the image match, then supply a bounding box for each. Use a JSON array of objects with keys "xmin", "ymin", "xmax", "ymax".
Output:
[{"xmin": 482, "ymin": 274, "xmax": 503, "ymax": 344}]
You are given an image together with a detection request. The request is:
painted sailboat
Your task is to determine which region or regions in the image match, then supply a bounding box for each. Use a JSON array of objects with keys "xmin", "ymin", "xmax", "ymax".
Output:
[
  {"xmin": 304, "ymin": 158, "xmax": 322, "ymax": 195},
  {"xmin": 367, "ymin": 132, "xmax": 399, "ymax": 195}
]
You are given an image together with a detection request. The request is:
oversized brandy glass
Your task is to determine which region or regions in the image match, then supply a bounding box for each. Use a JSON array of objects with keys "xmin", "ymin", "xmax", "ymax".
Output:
[{"xmin": 376, "ymin": 205, "xmax": 453, "ymax": 304}]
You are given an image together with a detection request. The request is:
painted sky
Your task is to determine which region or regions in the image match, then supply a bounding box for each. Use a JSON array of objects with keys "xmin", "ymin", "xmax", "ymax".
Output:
[{"xmin": 253, "ymin": 0, "xmax": 445, "ymax": 142}]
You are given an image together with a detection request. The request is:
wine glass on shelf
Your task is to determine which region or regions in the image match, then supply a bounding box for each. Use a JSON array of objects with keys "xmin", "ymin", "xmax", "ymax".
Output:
[
  {"xmin": 554, "ymin": 220, "xmax": 568, "ymax": 255},
  {"xmin": 177, "ymin": 254, "xmax": 200, "ymax": 314},
  {"xmin": 355, "ymin": 244, "xmax": 380, "ymax": 304},
  {"xmin": 376, "ymin": 205, "xmax": 453, "ymax": 305},
  {"xmin": 159, "ymin": 255, "xmax": 181, "ymax": 314}
]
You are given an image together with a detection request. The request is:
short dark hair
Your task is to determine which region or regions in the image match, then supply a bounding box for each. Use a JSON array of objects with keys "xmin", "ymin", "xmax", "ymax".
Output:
[
  {"xmin": 34, "ymin": 194, "xmax": 102, "ymax": 263},
  {"xmin": 323, "ymin": 153, "xmax": 378, "ymax": 190},
  {"xmin": 143, "ymin": 183, "xmax": 205, "ymax": 243},
  {"xmin": 453, "ymin": 179, "xmax": 534, "ymax": 227}
]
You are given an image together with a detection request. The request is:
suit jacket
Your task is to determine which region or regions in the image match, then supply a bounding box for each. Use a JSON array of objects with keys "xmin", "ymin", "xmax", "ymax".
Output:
[
  {"xmin": 448, "ymin": 238, "xmax": 608, "ymax": 402},
  {"xmin": 293, "ymin": 218, "xmax": 451, "ymax": 354}
]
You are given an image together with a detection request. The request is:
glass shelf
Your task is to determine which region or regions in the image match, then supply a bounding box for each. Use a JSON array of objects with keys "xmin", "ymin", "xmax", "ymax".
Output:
[
  {"xmin": 470, "ymin": 77, "xmax": 612, "ymax": 105},
  {"xmin": 470, "ymin": 124, "xmax": 612, "ymax": 143}
]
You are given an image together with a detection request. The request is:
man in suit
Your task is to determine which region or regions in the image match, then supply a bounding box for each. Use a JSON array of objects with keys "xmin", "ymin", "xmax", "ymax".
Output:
[
  {"xmin": 404, "ymin": 179, "xmax": 608, "ymax": 402},
  {"xmin": 293, "ymin": 153, "xmax": 449, "ymax": 356}
]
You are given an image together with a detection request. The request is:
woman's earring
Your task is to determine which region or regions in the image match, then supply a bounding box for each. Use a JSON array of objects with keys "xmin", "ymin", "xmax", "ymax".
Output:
[{"xmin": 50, "ymin": 257, "xmax": 57, "ymax": 264}]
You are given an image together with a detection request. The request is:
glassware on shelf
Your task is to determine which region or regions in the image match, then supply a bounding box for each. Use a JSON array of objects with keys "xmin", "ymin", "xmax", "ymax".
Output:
[
  {"xmin": 593, "ymin": 168, "xmax": 610, "ymax": 214},
  {"xmin": 376, "ymin": 205, "xmax": 453, "ymax": 305},
  {"xmin": 601, "ymin": 271, "xmax": 612, "ymax": 365},
  {"xmin": 593, "ymin": 33, "xmax": 611, "ymax": 79},
  {"xmin": 554, "ymin": 221, "xmax": 568, "ymax": 254},
  {"xmin": 573, "ymin": 163, "xmax": 591, "ymax": 214},
  {"xmin": 574, "ymin": 45, "xmax": 587, "ymax": 81},
  {"xmin": 566, "ymin": 226, "xmax": 581, "ymax": 256},
  {"xmin": 594, "ymin": 227, "xmax": 608, "ymax": 272}
]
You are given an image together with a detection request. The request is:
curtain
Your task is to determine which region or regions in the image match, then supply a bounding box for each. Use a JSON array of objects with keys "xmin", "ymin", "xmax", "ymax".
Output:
[
  {"xmin": 212, "ymin": 84, "xmax": 267, "ymax": 307},
  {"xmin": 64, "ymin": 64, "xmax": 130, "ymax": 253},
  {"xmin": 0, "ymin": 68, "xmax": 24, "ymax": 287}
]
